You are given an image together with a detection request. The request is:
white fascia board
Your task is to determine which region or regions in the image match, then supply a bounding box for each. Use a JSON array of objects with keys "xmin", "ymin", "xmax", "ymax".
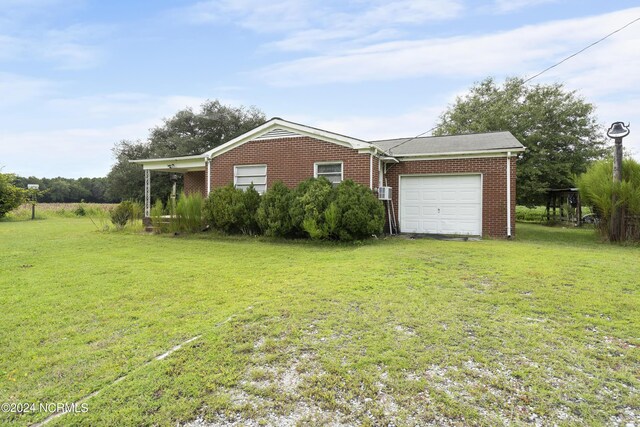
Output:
[
  {"xmin": 129, "ymin": 154, "xmax": 206, "ymax": 163},
  {"xmin": 205, "ymin": 118, "xmax": 372, "ymax": 158},
  {"xmin": 132, "ymin": 157, "xmax": 206, "ymax": 171},
  {"xmin": 395, "ymin": 148, "xmax": 526, "ymax": 160}
]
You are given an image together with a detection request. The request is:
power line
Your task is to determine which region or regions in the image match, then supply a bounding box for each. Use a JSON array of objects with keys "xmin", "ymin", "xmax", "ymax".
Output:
[
  {"xmin": 522, "ymin": 16, "xmax": 640, "ymax": 84},
  {"xmin": 386, "ymin": 15, "xmax": 640, "ymax": 154}
]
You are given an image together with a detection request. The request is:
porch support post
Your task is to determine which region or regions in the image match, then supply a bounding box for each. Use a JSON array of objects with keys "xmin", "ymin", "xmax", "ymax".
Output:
[
  {"xmin": 206, "ymin": 157, "xmax": 211, "ymax": 196},
  {"xmin": 144, "ymin": 169, "xmax": 151, "ymax": 217}
]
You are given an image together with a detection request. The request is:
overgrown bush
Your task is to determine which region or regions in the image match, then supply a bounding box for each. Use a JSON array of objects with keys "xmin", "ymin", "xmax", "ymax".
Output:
[
  {"xmin": 204, "ymin": 184, "xmax": 261, "ymax": 234},
  {"xmin": 178, "ymin": 178, "xmax": 385, "ymax": 241},
  {"xmin": 150, "ymin": 199, "xmax": 167, "ymax": 233},
  {"xmin": 74, "ymin": 201, "xmax": 87, "ymax": 216},
  {"xmin": 110, "ymin": 200, "xmax": 137, "ymax": 229},
  {"xmin": 174, "ymin": 192, "xmax": 204, "ymax": 233},
  {"xmin": 577, "ymin": 158, "xmax": 640, "ymax": 239},
  {"xmin": 333, "ymin": 180, "xmax": 385, "ymax": 240},
  {"xmin": 288, "ymin": 177, "xmax": 384, "ymax": 241},
  {"xmin": 290, "ymin": 177, "xmax": 335, "ymax": 238},
  {"xmin": 256, "ymin": 181, "xmax": 294, "ymax": 237},
  {"xmin": 0, "ymin": 173, "xmax": 27, "ymax": 218}
]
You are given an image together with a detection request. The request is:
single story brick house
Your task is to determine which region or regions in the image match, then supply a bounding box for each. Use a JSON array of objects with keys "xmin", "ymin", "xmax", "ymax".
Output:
[{"xmin": 132, "ymin": 118, "xmax": 525, "ymax": 238}]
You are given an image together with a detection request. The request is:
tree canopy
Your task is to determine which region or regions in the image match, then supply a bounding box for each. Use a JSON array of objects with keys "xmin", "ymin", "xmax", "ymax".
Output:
[
  {"xmin": 434, "ymin": 77, "xmax": 608, "ymax": 205},
  {"xmin": 0, "ymin": 173, "xmax": 27, "ymax": 218},
  {"xmin": 105, "ymin": 100, "xmax": 266, "ymax": 202}
]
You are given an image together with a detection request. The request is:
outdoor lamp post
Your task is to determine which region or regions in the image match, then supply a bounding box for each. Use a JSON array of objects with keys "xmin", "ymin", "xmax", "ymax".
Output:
[
  {"xmin": 169, "ymin": 173, "xmax": 179, "ymax": 209},
  {"xmin": 606, "ymin": 121, "xmax": 630, "ymax": 242}
]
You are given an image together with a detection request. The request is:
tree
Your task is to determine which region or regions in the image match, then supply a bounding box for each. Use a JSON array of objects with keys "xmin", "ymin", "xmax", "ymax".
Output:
[
  {"xmin": 105, "ymin": 100, "xmax": 266, "ymax": 202},
  {"xmin": 0, "ymin": 173, "xmax": 27, "ymax": 218},
  {"xmin": 434, "ymin": 77, "xmax": 608, "ymax": 205}
]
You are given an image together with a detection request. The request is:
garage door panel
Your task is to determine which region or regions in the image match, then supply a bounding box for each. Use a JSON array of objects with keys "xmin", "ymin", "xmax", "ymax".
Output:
[
  {"xmin": 420, "ymin": 220, "xmax": 439, "ymax": 234},
  {"xmin": 442, "ymin": 205, "xmax": 477, "ymax": 216},
  {"xmin": 404, "ymin": 190, "xmax": 420, "ymax": 201},
  {"xmin": 421, "ymin": 192, "xmax": 438, "ymax": 202},
  {"xmin": 404, "ymin": 206, "xmax": 420, "ymax": 217},
  {"xmin": 403, "ymin": 220, "xmax": 419, "ymax": 233},
  {"xmin": 440, "ymin": 220, "xmax": 477, "ymax": 235},
  {"xmin": 400, "ymin": 175, "xmax": 481, "ymax": 235},
  {"xmin": 421, "ymin": 206, "xmax": 438, "ymax": 217}
]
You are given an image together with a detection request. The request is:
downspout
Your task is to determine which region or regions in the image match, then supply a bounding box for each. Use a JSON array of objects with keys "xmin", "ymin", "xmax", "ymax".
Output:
[
  {"xmin": 506, "ymin": 152, "xmax": 512, "ymax": 238},
  {"xmin": 206, "ymin": 157, "xmax": 211, "ymax": 196}
]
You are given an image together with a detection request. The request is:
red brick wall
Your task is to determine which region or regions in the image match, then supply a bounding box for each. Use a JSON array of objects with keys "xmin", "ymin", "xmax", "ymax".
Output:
[
  {"xmin": 384, "ymin": 156, "xmax": 517, "ymax": 238},
  {"xmin": 209, "ymin": 136, "xmax": 374, "ymax": 190},
  {"xmin": 182, "ymin": 136, "xmax": 516, "ymax": 238},
  {"xmin": 184, "ymin": 171, "xmax": 206, "ymax": 198}
]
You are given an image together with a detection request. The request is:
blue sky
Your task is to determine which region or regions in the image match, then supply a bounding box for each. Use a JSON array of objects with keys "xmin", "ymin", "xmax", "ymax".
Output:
[{"xmin": 1, "ymin": 0, "xmax": 639, "ymax": 178}]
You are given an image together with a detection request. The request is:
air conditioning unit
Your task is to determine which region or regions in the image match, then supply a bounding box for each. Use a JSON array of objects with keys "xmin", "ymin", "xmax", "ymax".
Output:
[{"xmin": 378, "ymin": 186, "xmax": 392, "ymax": 200}]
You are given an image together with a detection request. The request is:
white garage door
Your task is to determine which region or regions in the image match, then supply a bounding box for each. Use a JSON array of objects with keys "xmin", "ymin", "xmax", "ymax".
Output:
[{"xmin": 400, "ymin": 174, "xmax": 482, "ymax": 235}]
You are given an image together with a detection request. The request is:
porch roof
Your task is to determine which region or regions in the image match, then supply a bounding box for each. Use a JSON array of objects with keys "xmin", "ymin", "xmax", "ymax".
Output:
[{"xmin": 129, "ymin": 154, "xmax": 206, "ymax": 172}]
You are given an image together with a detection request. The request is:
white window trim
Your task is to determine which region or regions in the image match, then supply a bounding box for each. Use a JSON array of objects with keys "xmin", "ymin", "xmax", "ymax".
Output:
[
  {"xmin": 314, "ymin": 161, "xmax": 343, "ymax": 183},
  {"xmin": 234, "ymin": 164, "xmax": 267, "ymax": 193}
]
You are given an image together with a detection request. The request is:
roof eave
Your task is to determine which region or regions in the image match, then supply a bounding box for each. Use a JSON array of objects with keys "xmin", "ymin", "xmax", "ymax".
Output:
[{"xmin": 392, "ymin": 147, "xmax": 525, "ymax": 158}]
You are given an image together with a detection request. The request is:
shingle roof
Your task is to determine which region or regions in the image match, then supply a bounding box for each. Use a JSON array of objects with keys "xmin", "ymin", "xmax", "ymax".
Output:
[{"xmin": 371, "ymin": 131, "xmax": 525, "ymax": 156}]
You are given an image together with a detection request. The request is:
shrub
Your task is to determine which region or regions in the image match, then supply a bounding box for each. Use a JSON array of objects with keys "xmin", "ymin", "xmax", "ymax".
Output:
[
  {"xmin": 333, "ymin": 180, "xmax": 385, "ymax": 240},
  {"xmin": 74, "ymin": 201, "xmax": 87, "ymax": 216},
  {"xmin": 290, "ymin": 177, "xmax": 335, "ymax": 238},
  {"xmin": 204, "ymin": 184, "xmax": 261, "ymax": 234},
  {"xmin": 110, "ymin": 201, "xmax": 136, "ymax": 229},
  {"xmin": 577, "ymin": 158, "xmax": 640, "ymax": 239},
  {"xmin": 150, "ymin": 199, "xmax": 167, "ymax": 232},
  {"xmin": 290, "ymin": 178, "xmax": 384, "ymax": 241},
  {"xmin": 515, "ymin": 206, "xmax": 547, "ymax": 223},
  {"xmin": 174, "ymin": 192, "xmax": 204, "ymax": 233},
  {"xmin": 240, "ymin": 185, "xmax": 261, "ymax": 235},
  {"xmin": 256, "ymin": 181, "xmax": 294, "ymax": 237},
  {"xmin": 0, "ymin": 173, "xmax": 27, "ymax": 218}
]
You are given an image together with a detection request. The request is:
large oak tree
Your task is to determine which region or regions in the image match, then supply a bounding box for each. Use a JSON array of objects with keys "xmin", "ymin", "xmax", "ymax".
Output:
[
  {"xmin": 434, "ymin": 77, "xmax": 608, "ymax": 205},
  {"xmin": 106, "ymin": 100, "xmax": 266, "ymax": 202}
]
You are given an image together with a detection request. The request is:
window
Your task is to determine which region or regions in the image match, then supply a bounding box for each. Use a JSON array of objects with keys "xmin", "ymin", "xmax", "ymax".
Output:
[
  {"xmin": 314, "ymin": 162, "xmax": 343, "ymax": 185},
  {"xmin": 234, "ymin": 165, "xmax": 267, "ymax": 194}
]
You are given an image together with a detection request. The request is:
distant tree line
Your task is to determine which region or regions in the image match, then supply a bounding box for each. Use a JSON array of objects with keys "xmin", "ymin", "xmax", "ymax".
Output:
[
  {"xmin": 12, "ymin": 176, "xmax": 116, "ymax": 203},
  {"xmin": 10, "ymin": 100, "xmax": 266, "ymax": 205}
]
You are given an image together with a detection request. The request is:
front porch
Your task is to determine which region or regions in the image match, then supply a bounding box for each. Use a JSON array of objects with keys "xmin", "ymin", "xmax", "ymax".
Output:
[{"xmin": 130, "ymin": 154, "xmax": 211, "ymax": 217}]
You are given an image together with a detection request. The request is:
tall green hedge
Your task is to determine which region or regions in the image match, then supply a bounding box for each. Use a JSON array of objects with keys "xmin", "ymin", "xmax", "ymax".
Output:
[
  {"xmin": 204, "ymin": 184, "xmax": 261, "ymax": 235},
  {"xmin": 256, "ymin": 178, "xmax": 384, "ymax": 241},
  {"xmin": 0, "ymin": 173, "xmax": 27, "ymax": 218},
  {"xmin": 203, "ymin": 179, "xmax": 384, "ymax": 241}
]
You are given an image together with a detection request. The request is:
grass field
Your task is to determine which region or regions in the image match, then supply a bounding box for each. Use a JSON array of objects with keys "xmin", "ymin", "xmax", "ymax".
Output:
[{"xmin": 0, "ymin": 216, "xmax": 638, "ymax": 426}]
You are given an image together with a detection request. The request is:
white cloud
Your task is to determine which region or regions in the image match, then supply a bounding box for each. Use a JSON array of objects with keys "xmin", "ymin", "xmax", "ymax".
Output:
[
  {"xmin": 181, "ymin": 0, "xmax": 464, "ymax": 52},
  {"xmin": 492, "ymin": 0, "xmax": 559, "ymax": 14},
  {"xmin": 256, "ymin": 7, "xmax": 640, "ymax": 89},
  {"xmin": 181, "ymin": 0, "xmax": 315, "ymax": 32},
  {"xmin": 0, "ymin": 2, "xmax": 109, "ymax": 70},
  {"xmin": 38, "ymin": 24, "xmax": 110, "ymax": 69},
  {"xmin": 0, "ymin": 72, "xmax": 53, "ymax": 105}
]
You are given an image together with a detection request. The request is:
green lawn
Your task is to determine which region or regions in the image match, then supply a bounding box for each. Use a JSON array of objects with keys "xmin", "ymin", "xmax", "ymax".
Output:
[{"xmin": 0, "ymin": 218, "xmax": 638, "ymax": 426}]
